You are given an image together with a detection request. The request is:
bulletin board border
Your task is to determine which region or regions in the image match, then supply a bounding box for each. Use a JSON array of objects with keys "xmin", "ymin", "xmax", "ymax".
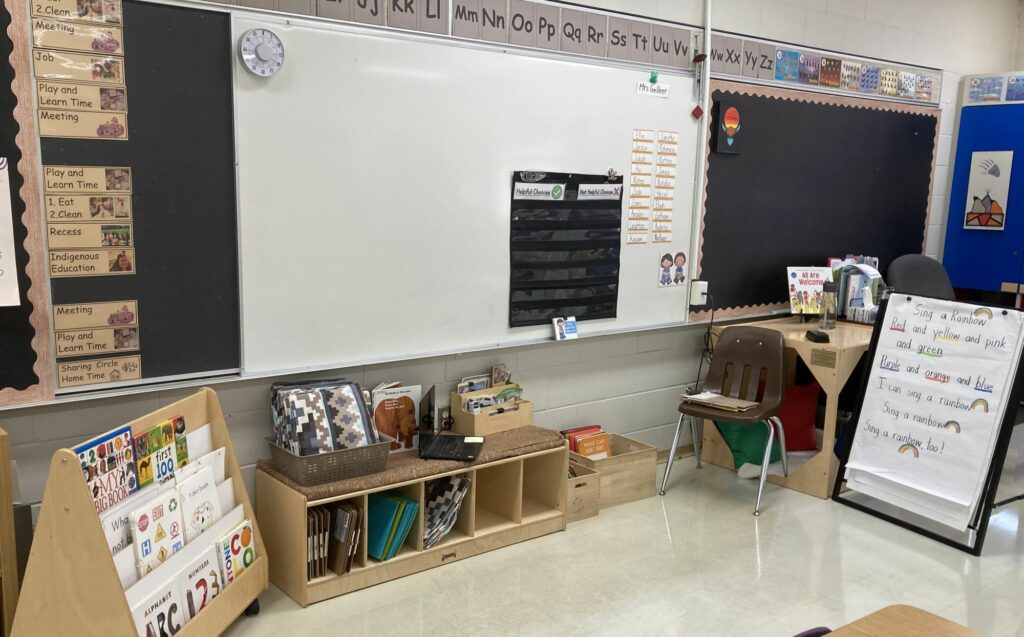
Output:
[
  {"xmin": 0, "ymin": 1, "xmax": 55, "ymax": 407},
  {"xmin": 831, "ymin": 295, "xmax": 1024, "ymax": 556},
  {"xmin": 689, "ymin": 79, "xmax": 940, "ymax": 323}
]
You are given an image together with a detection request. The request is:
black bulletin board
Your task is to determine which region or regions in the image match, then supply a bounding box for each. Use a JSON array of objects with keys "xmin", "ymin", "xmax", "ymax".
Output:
[
  {"xmin": 0, "ymin": 6, "xmax": 38, "ymax": 391},
  {"xmin": 697, "ymin": 85, "xmax": 937, "ymax": 315},
  {"xmin": 42, "ymin": 1, "xmax": 240, "ymax": 381},
  {"xmin": 508, "ymin": 172, "xmax": 623, "ymax": 327}
]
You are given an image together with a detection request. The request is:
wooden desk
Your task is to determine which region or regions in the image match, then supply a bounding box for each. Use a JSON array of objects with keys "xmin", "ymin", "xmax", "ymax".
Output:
[
  {"xmin": 831, "ymin": 605, "xmax": 981, "ymax": 636},
  {"xmin": 701, "ymin": 317, "xmax": 874, "ymax": 498}
]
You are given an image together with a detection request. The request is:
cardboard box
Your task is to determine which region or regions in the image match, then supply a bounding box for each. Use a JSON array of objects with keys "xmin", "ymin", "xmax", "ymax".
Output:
[{"xmin": 569, "ymin": 434, "xmax": 656, "ymax": 509}]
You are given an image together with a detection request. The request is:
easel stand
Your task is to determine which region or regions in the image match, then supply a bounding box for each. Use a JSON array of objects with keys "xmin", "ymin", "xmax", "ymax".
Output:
[
  {"xmin": 12, "ymin": 388, "xmax": 268, "ymax": 635},
  {"xmin": 833, "ymin": 296, "xmax": 1024, "ymax": 555}
]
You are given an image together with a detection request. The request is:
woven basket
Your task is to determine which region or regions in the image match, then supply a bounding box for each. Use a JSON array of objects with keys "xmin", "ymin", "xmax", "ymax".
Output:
[{"xmin": 266, "ymin": 435, "xmax": 393, "ymax": 486}]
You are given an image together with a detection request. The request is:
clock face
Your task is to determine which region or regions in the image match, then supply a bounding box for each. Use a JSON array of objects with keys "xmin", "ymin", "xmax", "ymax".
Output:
[{"xmin": 238, "ymin": 28, "xmax": 284, "ymax": 77}]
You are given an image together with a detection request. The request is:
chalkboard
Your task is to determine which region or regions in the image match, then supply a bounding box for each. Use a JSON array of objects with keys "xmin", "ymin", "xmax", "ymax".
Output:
[
  {"xmin": 696, "ymin": 81, "xmax": 938, "ymax": 317},
  {"xmin": 0, "ymin": 6, "xmax": 38, "ymax": 391},
  {"xmin": 41, "ymin": 1, "xmax": 239, "ymax": 385}
]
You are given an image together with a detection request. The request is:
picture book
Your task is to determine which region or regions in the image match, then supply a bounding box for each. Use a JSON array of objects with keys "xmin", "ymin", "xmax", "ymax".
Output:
[
  {"xmin": 786, "ymin": 267, "xmax": 833, "ymax": 315},
  {"xmin": 175, "ymin": 447, "xmax": 226, "ymax": 485},
  {"xmin": 171, "ymin": 416, "xmax": 189, "ymax": 467},
  {"xmin": 135, "ymin": 420, "xmax": 179, "ymax": 488},
  {"xmin": 129, "ymin": 576, "xmax": 188, "ymax": 637},
  {"xmin": 552, "ymin": 316, "xmax": 578, "ymax": 340},
  {"xmin": 217, "ymin": 518, "xmax": 256, "ymax": 585},
  {"xmin": 130, "ymin": 488, "xmax": 186, "ymax": 577},
  {"xmin": 177, "ymin": 465, "xmax": 223, "ymax": 542},
  {"xmin": 372, "ymin": 385, "xmax": 421, "ymax": 452},
  {"xmin": 576, "ymin": 432, "xmax": 611, "ymax": 460},
  {"xmin": 73, "ymin": 424, "xmax": 139, "ymax": 514},
  {"xmin": 99, "ymin": 483, "xmax": 162, "ymax": 555},
  {"xmin": 180, "ymin": 545, "xmax": 222, "ymax": 620}
]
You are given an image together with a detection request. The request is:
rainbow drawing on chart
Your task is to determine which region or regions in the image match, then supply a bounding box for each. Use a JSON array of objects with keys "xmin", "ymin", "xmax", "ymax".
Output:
[
  {"xmin": 944, "ymin": 421, "xmax": 961, "ymax": 433},
  {"xmin": 971, "ymin": 399, "xmax": 989, "ymax": 412},
  {"xmin": 974, "ymin": 307, "xmax": 994, "ymax": 319},
  {"xmin": 898, "ymin": 443, "xmax": 920, "ymax": 457}
]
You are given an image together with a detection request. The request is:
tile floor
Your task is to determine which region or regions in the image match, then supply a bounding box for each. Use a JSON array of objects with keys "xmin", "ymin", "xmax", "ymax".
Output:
[{"xmin": 225, "ymin": 456, "xmax": 1024, "ymax": 637}]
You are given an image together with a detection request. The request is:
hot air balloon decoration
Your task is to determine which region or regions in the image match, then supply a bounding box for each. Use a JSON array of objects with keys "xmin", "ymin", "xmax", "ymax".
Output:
[{"xmin": 715, "ymin": 105, "xmax": 741, "ymax": 154}]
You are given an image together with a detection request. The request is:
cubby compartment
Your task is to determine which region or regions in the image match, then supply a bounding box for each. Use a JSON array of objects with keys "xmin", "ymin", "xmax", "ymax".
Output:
[
  {"xmin": 423, "ymin": 472, "xmax": 475, "ymax": 550},
  {"xmin": 474, "ymin": 460, "xmax": 523, "ymax": 533},
  {"xmin": 322, "ymin": 495, "xmax": 367, "ymax": 579},
  {"xmin": 366, "ymin": 484, "xmax": 424, "ymax": 563},
  {"xmin": 523, "ymin": 452, "xmax": 567, "ymax": 523}
]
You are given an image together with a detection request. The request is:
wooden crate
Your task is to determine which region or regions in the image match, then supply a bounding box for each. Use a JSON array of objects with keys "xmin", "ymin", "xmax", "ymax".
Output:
[
  {"xmin": 570, "ymin": 434, "xmax": 656, "ymax": 509},
  {"xmin": 566, "ymin": 462, "xmax": 599, "ymax": 524},
  {"xmin": 450, "ymin": 384, "xmax": 533, "ymax": 436}
]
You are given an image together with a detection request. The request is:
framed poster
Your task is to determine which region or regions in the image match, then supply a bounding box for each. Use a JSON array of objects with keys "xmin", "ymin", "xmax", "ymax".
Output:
[{"xmin": 964, "ymin": 150, "xmax": 1013, "ymax": 230}]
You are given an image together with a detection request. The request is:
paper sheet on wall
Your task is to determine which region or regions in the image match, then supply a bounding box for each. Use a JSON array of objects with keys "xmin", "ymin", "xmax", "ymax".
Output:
[
  {"xmin": 0, "ymin": 159, "xmax": 21, "ymax": 306},
  {"xmin": 845, "ymin": 295, "xmax": 1024, "ymax": 530}
]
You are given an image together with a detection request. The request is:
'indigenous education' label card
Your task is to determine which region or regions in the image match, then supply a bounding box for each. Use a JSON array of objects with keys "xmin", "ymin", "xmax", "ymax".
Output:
[
  {"xmin": 58, "ymin": 354, "xmax": 140, "ymax": 388},
  {"xmin": 50, "ymin": 248, "xmax": 135, "ymax": 277}
]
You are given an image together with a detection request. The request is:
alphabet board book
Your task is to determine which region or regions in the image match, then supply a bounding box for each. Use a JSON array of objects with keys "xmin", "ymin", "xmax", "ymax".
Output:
[
  {"xmin": 181, "ymin": 545, "xmax": 222, "ymax": 620},
  {"xmin": 130, "ymin": 488, "xmax": 186, "ymax": 576},
  {"xmin": 130, "ymin": 576, "xmax": 188, "ymax": 637},
  {"xmin": 217, "ymin": 519, "xmax": 256, "ymax": 584},
  {"xmin": 177, "ymin": 465, "xmax": 223, "ymax": 542},
  {"xmin": 73, "ymin": 424, "xmax": 139, "ymax": 514}
]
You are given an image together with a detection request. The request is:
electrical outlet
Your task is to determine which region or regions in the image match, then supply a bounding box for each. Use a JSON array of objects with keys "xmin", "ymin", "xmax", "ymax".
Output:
[
  {"xmin": 438, "ymin": 406, "xmax": 452, "ymax": 431},
  {"xmin": 690, "ymin": 280, "xmax": 709, "ymax": 306}
]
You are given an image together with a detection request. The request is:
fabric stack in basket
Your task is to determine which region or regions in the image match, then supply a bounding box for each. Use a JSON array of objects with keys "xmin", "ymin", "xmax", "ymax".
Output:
[{"xmin": 272, "ymin": 379, "xmax": 380, "ymax": 455}]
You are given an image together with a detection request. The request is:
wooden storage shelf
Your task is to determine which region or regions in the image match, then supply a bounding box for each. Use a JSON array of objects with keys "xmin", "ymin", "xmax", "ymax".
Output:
[
  {"xmin": 258, "ymin": 445, "xmax": 567, "ymax": 607},
  {"xmin": 12, "ymin": 388, "xmax": 267, "ymax": 636}
]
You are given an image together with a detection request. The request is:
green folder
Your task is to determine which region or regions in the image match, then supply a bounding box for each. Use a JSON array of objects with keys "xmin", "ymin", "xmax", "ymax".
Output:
[
  {"xmin": 386, "ymin": 495, "xmax": 419, "ymax": 560},
  {"xmin": 380, "ymin": 497, "xmax": 406, "ymax": 560}
]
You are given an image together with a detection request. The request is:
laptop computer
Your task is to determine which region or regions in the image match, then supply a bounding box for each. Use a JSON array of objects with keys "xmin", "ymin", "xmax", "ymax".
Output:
[{"xmin": 419, "ymin": 434, "xmax": 484, "ymax": 461}]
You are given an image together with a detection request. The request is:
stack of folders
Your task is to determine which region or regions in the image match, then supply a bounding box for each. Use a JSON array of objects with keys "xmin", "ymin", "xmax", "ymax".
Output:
[
  {"xmin": 423, "ymin": 476, "xmax": 471, "ymax": 550},
  {"xmin": 367, "ymin": 492, "xmax": 419, "ymax": 561},
  {"xmin": 327, "ymin": 502, "xmax": 361, "ymax": 576},
  {"xmin": 306, "ymin": 506, "xmax": 331, "ymax": 579}
]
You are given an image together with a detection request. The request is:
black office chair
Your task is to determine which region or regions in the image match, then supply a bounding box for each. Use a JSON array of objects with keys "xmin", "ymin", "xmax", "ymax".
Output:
[{"xmin": 886, "ymin": 254, "xmax": 955, "ymax": 300}]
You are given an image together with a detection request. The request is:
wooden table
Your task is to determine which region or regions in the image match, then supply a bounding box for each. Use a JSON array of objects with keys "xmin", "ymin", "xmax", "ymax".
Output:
[
  {"xmin": 701, "ymin": 317, "xmax": 874, "ymax": 499},
  {"xmin": 831, "ymin": 605, "xmax": 981, "ymax": 636}
]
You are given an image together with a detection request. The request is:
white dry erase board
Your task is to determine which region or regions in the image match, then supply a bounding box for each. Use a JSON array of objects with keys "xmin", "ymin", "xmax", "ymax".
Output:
[
  {"xmin": 233, "ymin": 15, "xmax": 699, "ymax": 374},
  {"xmin": 843, "ymin": 295, "xmax": 1024, "ymax": 532}
]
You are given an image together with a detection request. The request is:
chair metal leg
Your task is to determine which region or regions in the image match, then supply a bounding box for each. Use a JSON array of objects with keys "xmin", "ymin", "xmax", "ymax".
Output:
[
  {"xmin": 771, "ymin": 416, "xmax": 789, "ymax": 477},
  {"xmin": 659, "ymin": 413, "xmax": 685, "ymax": 495},
  {"xmin": 690, "ymin": 415, "xmax": 702, "ymax": 469},
  {"xmin": 754, "ymin": 421, "xmax": 776, "ymax": 516}
]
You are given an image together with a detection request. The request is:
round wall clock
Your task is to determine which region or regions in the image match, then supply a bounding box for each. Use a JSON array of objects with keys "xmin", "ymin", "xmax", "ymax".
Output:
[{"xmin": 238, "ymin": 28, "xmax": 285, "ymax": 77}]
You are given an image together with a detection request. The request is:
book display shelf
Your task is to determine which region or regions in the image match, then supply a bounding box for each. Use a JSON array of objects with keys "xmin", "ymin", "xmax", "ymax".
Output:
[
  {"xmin": 257, "ymin": 436, "xmax": 568, "ymax": 607},
  {"xmin": 12, "ymin": 389, "xmax": 267, "ymax": 636}
]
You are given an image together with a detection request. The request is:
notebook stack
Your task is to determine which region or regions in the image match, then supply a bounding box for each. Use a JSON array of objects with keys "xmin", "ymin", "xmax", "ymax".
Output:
[
  {"xmin": 367, "ymin": 492, "xmax": 419, "ymax": 561},
  {"xmin": 327, "ymin": 502, "xmax": 361, "ymax": 575}
]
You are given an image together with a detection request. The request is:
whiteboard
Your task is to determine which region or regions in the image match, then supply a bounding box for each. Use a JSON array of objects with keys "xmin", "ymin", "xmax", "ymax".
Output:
[{"xmin": 233, "ymin": 14, "xmax": 699, "ymax": 374}]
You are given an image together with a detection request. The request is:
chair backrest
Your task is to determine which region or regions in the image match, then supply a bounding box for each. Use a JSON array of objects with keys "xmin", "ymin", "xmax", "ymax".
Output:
[
  {"xmin": 705, "ymin": 326, "xmax": 785, "ymax": 411},
  {"xmin": 886, "ymin": 254, "xmax": 955, "ymax": 300}
]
